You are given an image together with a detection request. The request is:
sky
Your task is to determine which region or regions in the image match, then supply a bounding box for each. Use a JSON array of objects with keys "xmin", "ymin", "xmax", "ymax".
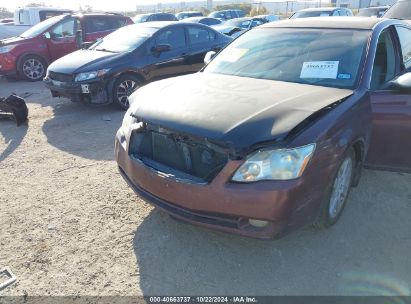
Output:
[{"xmin": 2, "ymin": 0, "xmax": 197, "ymax": 12}]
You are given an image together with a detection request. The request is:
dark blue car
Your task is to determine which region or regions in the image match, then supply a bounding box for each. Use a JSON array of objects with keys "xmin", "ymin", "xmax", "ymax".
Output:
[{"xmin": 44, "ymin": 22, "xmax": 232, "ymax": 109}]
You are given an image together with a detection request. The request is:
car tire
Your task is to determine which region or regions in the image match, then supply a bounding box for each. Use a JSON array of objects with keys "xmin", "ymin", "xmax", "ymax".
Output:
[
  {"xmin": 313, "ymin": 147, "xmax": 356, "ymax": 229},
  {"xmin": 18, "ymin": 55, "xmax": 47, "ymax": 82},
  {"xmin": 112, "ymin": 74, "xmax": 141, "ymax": 110}
]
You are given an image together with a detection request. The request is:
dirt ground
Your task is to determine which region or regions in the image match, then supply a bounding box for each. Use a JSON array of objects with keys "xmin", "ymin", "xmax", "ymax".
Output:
[{"xmin": 0, "ymin": 77, "xmax": 411, "ymax": 297}]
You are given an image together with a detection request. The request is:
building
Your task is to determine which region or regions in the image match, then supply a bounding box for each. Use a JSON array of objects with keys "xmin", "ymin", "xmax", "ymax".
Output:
[
  {"xmin": 253, "ymin": 0, "xmax": 328, "ymax": 14},
  {"xmin": 336, "ymin": 0, "xmax": 396, "ymax": 8},
  {"xmin": 136, "ymin": 0, "xmax": 253, "ymax": 13}
]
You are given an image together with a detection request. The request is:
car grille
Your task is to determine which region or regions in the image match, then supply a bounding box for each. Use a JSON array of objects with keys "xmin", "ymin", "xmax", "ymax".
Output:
[
  {"xmin": 48, "ymin": 71, "xmax": 73, "ymax": 83},
  {"xmin": 129, "ymin": 125, "xmax": 229, "ymax": 183}
]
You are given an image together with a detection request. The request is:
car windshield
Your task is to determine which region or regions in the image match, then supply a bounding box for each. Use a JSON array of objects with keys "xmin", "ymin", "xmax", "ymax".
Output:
[
  {"xmin": 19, "ymin": 15, "xmax": 65, "ymax": 38},
  {"xmin": 209, "ymin": 12, "xmax": 225, "ymax": 18},
  {"xmin": 384, "ymin": 1, "xmax": 411, "ymax": 19},
  {"xmin": 205, "ymin": 28, "xmax": 370, "ymax": 89},
  {"xmin": 133, "ymin": 14, "xmax": 149, "ymax": 23},
  {"xmin": 290, "ymin": 10, "xmax": 333, "ymax": 18},
  {"xmin": 90, "ymin": 25, "xmax": 157, "ymax": 53},
  {"xmin": 357, "ymin": 8, "xmax": 383, "ymax": 16},
  {"xmin": 225, "ymin": 19, "xmax": 251, "ymax": 29}
]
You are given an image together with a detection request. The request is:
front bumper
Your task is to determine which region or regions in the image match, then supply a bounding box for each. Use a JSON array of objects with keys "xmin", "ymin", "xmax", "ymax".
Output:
[
  {"xmin": 43, "ymin": 77, "xmax": 109, "ymax": 104},
  {"xmin": 115, "ymin": 132, "xmax": 333, "ymax": 239}
]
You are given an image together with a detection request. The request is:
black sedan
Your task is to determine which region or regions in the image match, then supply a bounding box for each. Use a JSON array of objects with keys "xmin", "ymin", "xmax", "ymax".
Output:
[{"xmin": 44, "ymin": 22, "xmax": 232, "ymax": 109}]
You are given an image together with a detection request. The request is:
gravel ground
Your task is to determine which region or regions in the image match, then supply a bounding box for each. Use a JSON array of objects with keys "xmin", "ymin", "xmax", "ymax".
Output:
[{"xmin": 0, "ymin": 78, "xmax": 410, "ymax": 297}]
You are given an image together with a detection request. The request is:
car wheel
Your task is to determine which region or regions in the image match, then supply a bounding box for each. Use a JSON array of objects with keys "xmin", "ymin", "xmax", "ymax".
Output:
[
  {"xmin": 112, "ymin": 75, "xmax": 141, "ymax": 110},
  {"xmin": 313, "ymin": 148, "xmax": 356, "ymax": 229},
  {"xmin": 18, "ymin": 55, "xmax": 47, "ymax": 81}
]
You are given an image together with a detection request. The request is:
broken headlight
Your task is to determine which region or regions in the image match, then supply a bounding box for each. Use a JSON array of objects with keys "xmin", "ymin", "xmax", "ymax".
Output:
[
  {"xmin": 232, "ymin": 144, "xmax": 316, "ymax": 182},
  {"xmin": 119, "ymin": 109, "xmax": 140, "ymax": 138}
]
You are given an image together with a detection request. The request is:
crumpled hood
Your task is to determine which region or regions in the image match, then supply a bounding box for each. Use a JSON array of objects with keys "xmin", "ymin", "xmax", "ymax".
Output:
[
  {"xmin": 212, "ymin": 25, "xmax": 240, "ymax": 34},
  {"xmin": 48, "ymin": 49, "xmax": 123, "ymax": 74},
  {"xmin": 129, "ymin": 73, "xmax": 354, "ymax": 149}
]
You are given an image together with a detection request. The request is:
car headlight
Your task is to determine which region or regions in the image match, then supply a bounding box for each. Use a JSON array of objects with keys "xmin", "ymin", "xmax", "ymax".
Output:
[
  {"xmin": 74, "ymin": 69, "xmax": 110, "ymax": 82},
  {"xmin": 232, "ymin": 144, "xmax": 316, "ymax": 182},
  {"xmin": 119, "ymin": 109, "xmax": 140, "ymax": 138},
  {"xmin": 0, "ymin": 45, "xmax": 16, "ymax": 54}
]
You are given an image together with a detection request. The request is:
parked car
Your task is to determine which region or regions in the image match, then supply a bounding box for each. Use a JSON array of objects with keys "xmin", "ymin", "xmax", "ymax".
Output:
[
  {"xmin": 133, "ymin": 13, "xmax": 178, "ymax": 23},
  {"xmin": 0, "ymin": 19, "xmax": 13, "ymax": 24},
  {"xmin": 175, "ymin": 11, "xmax": 203, "ymax": 20},
  {"xmin": 44, "ymin": 22, "xmax": 232, "ymax": 109},
  {"xmin": 208, "ymin": 9, "xmax": 245, "ymax": 21},
  {"xmin": 357, "ymin": 6, "xmax": 389, "ymax": 17},
  {"xmin": 0, "ymin": 13, "xmax": 132, "ymax": 81},
  {"xmin": 290, "ymin": 7, "xmax": 353, "ymax": 18},
  {"xmin": 0, "ymin": 7, "xmax": 73, "ymax": 40},
  {"xmin": 213, "ymin": 17, "xmax": 266, "ymax": 37},
  {"xmin": 255, "ymin": 14, "xmax": 281, "ymax": 22},
  {"xmin": 384, "ymin": 0, "xmax": 411, "ymax": 19},
  {"xmin": 116, "ymin": 17, "xmax": 411, "ymax": 239},
  {"xmin": 184, "ymin": 17, "xmax": 222, "ymax": 26}
]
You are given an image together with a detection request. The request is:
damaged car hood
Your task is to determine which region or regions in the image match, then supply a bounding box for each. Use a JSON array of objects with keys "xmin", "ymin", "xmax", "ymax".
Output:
[{"xmin": 129, "ymin": 72, "xmax": 354, "ymax": 149}]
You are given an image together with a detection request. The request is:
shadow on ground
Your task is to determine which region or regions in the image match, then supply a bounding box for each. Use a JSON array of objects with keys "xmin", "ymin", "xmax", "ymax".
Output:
[
  {"xmin": 132, "ymin": 170, "xmax": 411, "ymax": 296},
  {"xmin": 41, "ymin": 101, "xmax": 124, "ymax": 161},
  {"xmin": 0, "ymin": 119, "xmax": 28, "ymax": 161}
]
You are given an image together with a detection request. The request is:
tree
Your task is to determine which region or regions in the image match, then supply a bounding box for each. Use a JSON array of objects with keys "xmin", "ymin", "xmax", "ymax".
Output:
[
  {"xmin": 214, "ymin": 4, "xmax": 252, "ymax": 15},
  {"xmin": 84, "ymin": 5, "xmax": 93, "ymax": 12},
  {"xmin": 25, "ymin": 2, "xmax": 47, "ymax": 7},
  {"xmin": 0, "ymin": 7, "xmax": 13, "ymax": 19},
  {"xmin": 250, "ymin": 6, "xmax": 268, "ymax": 16}
]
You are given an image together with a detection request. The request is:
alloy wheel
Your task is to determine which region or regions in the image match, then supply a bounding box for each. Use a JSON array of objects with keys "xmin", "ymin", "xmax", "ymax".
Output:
[
  {"xmin": 116, "ymin": 80, "xmax": 139, "ymax": 108},
  {"xmin": 22, "ymin": 58, "xmax": 45, "ymax": 81},
  {"xmin": 329, "ymin": 157, "xmax": 353, "ymax": 219}
]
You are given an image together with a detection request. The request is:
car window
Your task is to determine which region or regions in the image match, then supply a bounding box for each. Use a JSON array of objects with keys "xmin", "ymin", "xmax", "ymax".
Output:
[
  {"xmin": 110, "ymin": 17, "xmax": 128, "ymax": 29},
  {"xmin": 156, "ymin": 27, "xmax": 186, "ymax": 50},
  {"xmin": 370, "ymin": 30, "xmax": 397, "ymax": 90},
  {"xmin": 207, "ymin": 18, "xmax": 221, "ymax": 25},
  {"xmin": 151, "ymin": 14, "xmax": 160, "ymax": 21},
  {"xmin": 251, "ymin": 20, "xmax": 264, "ymax": 28},
  {"xmin": 84, "ymin": 17, "xmax": 118, "ymax": 34},
  {"xmin": 332, "ymin": 10, "xmax": 340, "ymax": 16},
  {"xmin": 51, "ymin": 17, "xmax": 75, "ymax": 38},
  {"xmin": 395, "ymin": 26, "xmax": 411, "ymax": 70},
  {"xmin": 188, "ymin": 26, "xmax": 215, "ymax": 45},
  {"xmin": 39, "ymin": 10, "xmax": 70, "ymax": 22}
]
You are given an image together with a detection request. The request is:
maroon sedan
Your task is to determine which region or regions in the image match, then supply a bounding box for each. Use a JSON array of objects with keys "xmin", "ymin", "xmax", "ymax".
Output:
[{"xmin": 115, "ymin": 18, "xmax": 411, "ymax": 239}]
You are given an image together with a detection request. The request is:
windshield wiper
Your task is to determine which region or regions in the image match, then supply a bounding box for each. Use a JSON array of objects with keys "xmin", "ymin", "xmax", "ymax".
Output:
[{"xmin": 95, "ymin": 48, "xmax": 118, "ymax": 53}]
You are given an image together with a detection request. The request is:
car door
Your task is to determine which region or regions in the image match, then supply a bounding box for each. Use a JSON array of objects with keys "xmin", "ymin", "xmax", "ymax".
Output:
[
  {"xmin": 186, "ymin": 25, "xmax": 221, "ymax": 72},
  {"xmin": 147, "ymin": 26, "xmax": 190, "ymax": 81},
  {"xmin": 46, "ymin": 17, "xmax": 78, "ymax": 61},
  {"xmin": 366, "ymin": 26, "xmax": 411, "ymax": 171}
]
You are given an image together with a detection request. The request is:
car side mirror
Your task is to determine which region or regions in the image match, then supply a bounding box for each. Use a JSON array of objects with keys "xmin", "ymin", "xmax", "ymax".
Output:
[
  {"xmin": 204, "ymin": 51, "xmax": 216, "ymax": 65},
  {"xmin": 151, "ymin": 44, "xmax": 171, "ymax": 56},
  {"xmin": 44, "ymin": 32, "xmax": 51, "ymax": 39},
  {"xmin": 389, "ymin": 72, "xmax": 411, "ymax": 91}
]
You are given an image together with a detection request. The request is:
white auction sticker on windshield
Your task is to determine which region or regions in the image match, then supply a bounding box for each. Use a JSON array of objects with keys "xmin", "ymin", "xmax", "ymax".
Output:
[{"xmin": 300, "ymin": 61, "xmax": 339, "ymax": 79}]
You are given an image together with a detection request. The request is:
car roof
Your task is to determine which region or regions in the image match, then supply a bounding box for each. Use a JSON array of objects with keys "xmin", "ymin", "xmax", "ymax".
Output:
[
  {"xmin": 177, "ymin": 11, "xmax": 201, "ymax": 14},
  {"xmin": 297, "ymin": 7, "xmax": 343, "ymax": 12},
  {"xmin": 360, "ymin": 5, "xmax": 389, "ymax": 9},
  {"xmin": 262, "ymin": 16, "xmax": 383, "ymax": 29},
  {"xmin": 73, "ymin": 12, "xmax": 126, "ymax": 17},
  {"xmin": 136, "ymin": 21, "xmax": 179, "ymax": 28}
]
